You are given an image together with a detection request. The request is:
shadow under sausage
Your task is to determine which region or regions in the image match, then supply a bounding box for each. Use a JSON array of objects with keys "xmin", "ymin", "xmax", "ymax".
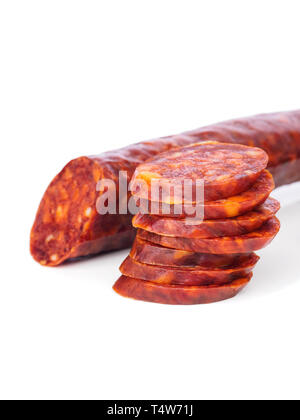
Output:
[
  {"xmin": 246, "ymin": 200, "xmax": 300, "ymax": 298},
  {"xmin": 54, "ymin": 247, "xmax": 130, "ymax": 286}
]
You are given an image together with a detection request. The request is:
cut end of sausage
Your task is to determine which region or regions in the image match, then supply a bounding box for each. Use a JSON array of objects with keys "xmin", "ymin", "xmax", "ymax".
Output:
[{"xmin": 30, "ymin": 157, "xmax": 103, "ymax": 266}]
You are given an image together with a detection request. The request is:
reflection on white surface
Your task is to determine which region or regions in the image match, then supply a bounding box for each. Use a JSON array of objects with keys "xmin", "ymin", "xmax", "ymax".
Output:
[
  {"xmin": 272, "ymin": 181, "xmax": 300, "ymax": 207},
  {"xmin": 247, "ymin": 197, "xmax": 300, "ymax": 298}
]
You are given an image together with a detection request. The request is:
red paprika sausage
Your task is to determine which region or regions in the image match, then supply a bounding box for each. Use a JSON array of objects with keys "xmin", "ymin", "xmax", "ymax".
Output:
[
  {"xmin": 31, "ymin": 110, "xmax": 300, "ymax": 266},
  {"xmin": 113, "ymin": 274, "xmax": 252, "ymax": 305},
  {"xmin": 130, "ymin": 237, "xmax": 256, "ymax": 268},
  {"xmin": 131, "ymin": 141, "xmax": 268, "ymax": 203},
  {"xmin": 120, "ymin": 254, "xmax": 259, "ymax": 286},
  {"xmin": 136, "ymin": 170, "xmax": 275, "ymax": 219},
  {"xmin": 137, "ymin": 217, "xmax": 280, "ymax": 254},
  {"xmin": 133, "ymin": 197, "xmax": 280, "ymax": 238}
]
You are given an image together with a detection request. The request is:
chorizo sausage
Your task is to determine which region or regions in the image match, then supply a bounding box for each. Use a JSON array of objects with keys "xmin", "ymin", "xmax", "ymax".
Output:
[
  {"xmin": 30, "ymin": 138, "xmax": 196, "ymax": 266},
  {"xmin": 136, "ymin": 170, "xmax": 275, "ymax": 220},
  {"xmin": 137, "ymin": 216, "xmax": 280, "ymax": 254},
  {"xmin": 133, "ymin": 197, "xmax": 280, "ymax": 238},
  {"xmin": 130, "ymin": 237, "xmax": 255, "ymax": 269},
  {"xmin": 120, "ymin": 254, "xmax": 259, "ymax": 286},
  {"xmin": 186, "ymin": 111, "xmax": 300, "ymax": 183},
  {"xmin": 113, "ymin": 274, "xmax": 252, "ymax": 305},
  {"xmin": 31, "ymin": 110, "xmax": 300, "ymax": 266},
  {"xmin": 131, "ymin": 142, "xmax": 268, "ymax": 203}
]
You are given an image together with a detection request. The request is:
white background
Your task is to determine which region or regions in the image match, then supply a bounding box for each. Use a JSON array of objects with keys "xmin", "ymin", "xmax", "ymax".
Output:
[{"xmin": 0, "ymin": 0, "xmax": 300, "ymax": 400}]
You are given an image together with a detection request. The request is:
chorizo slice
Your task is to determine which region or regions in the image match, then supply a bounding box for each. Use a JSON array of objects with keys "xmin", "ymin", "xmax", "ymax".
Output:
[
  {"xmin": 137, "ymin": 216, "xmax": 280, "ymax": 254},
  {"xmin": 130, "ymin": 237, "xmax": 255, "ymax": 269},
  {"xmin": 131, "ymin": 141, "xmax": 268, "ymax": 203},
  {"xmin": 120, "ymin": 254, "xmax": 259, "ymax": 286},
  {"xmin": 113, "ymin": 274, "xmax": 252, "ymax": 305},
  {"xmin": 133, "ymin": 197, "xmax": 280, "ymax": 238},
  {"xmin": 136, "ymin": 170, "xmax": 275, "ymax": 219}
]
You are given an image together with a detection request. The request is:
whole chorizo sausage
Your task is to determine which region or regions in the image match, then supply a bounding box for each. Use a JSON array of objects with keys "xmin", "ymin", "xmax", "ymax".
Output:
[
  {"xmin": 186, "ymin": 111, "xmax": 300, "ymax": 186},
  {"xmin": 31, "ymin": 110, "xmax": 300, "ymax": 266}
]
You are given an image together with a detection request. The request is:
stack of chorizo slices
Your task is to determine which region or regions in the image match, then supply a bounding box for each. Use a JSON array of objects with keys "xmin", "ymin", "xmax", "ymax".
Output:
[{"xmin": 113, "ymin": 142, "xmax": 280, "ymax": 305}]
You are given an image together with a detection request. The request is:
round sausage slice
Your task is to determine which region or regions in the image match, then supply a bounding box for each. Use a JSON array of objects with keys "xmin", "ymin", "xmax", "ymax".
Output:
[
  {"xmin": 120, "ymin": 255, "xmax": 259, "ymax": 286},
  {"xmin": 137, "ymin": 217, "xmax": 280, "ymax": 254},
  {"xmin": 130, "ymin": 237, "xmax": 256, "ymax": 268},
  {"xmin": 113, "ymin": 274, "xmax": 252, "ymax": 305},
  {"xmin": 132, "ymin": 197, "xmax": 280, "ymax": 238},
  {"xmin": 136, "ymin": 170, "xmax": 274, "ymax": 219},
  {"xmin": 131, "ymin": 141, "xmax": 268, "ymax": 203}
]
